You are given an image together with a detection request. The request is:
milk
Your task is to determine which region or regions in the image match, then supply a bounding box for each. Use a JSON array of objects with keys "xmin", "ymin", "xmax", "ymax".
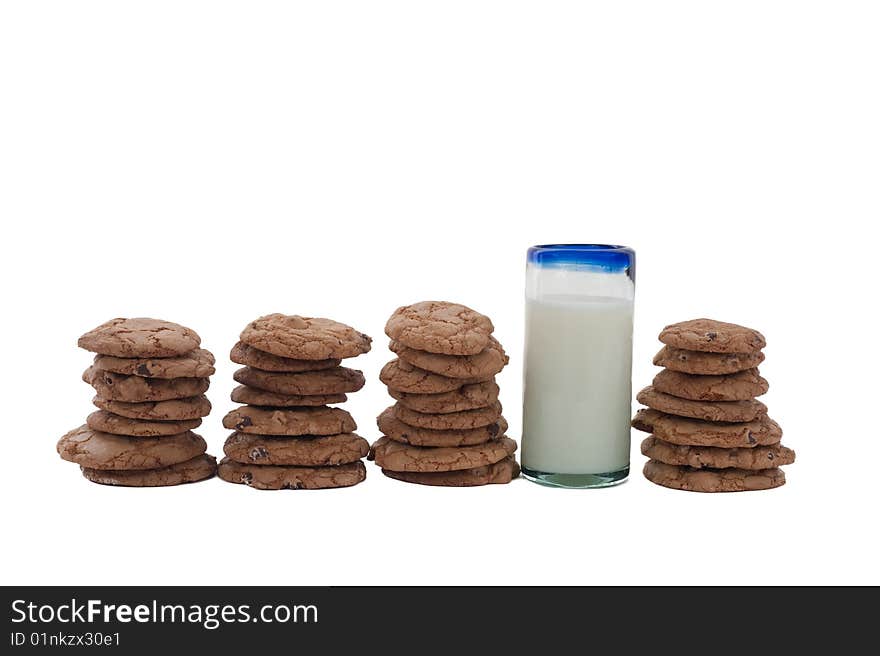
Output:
[{"xmin": 522, "ymin": 294, "xmax": 633, "ymax": 475}]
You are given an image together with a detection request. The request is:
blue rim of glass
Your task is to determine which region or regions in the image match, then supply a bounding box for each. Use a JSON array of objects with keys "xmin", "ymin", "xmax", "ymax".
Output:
[{"xmin": 527, "ymin": 244, "xmax": 635, "ymax": 278}]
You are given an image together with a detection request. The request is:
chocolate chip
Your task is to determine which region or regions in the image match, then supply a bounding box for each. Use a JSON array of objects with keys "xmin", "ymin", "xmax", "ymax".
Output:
[
  {"xmin": 747, "ymin": 433, "xmax": 757, "ymax": 445},
  {"xmin": 249, "ymin": 447, "xmax": 269, "ymax": 461},
  {"xmin": 136, "ymin": 364, "xmax": 151, "ymax": 376},
  {"xmin": 240, "ymin": 472, "xmax": 254, "ymax": 485},
  {"xmin": 706, "ymin": 331, "xmax": 718, "ymax": 341},
  {"xmin": 236, "ymin": 416, "xmax": 253, "ymax": 429}
]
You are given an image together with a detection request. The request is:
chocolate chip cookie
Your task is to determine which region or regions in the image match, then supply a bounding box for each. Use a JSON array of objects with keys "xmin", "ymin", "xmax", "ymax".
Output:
[
  {"xmin": 637, "ymin": 386, "xmax": 767, "ymax": 423},
  {"xmin": 385, "ymin": 301, "xmax": 494, "ymax": 355},
  {"xmin": 81, "ymin": 454, "xmax": 217, "ymax": 487},
  {"xmin": 233, "ymin": 366, "xmax": 365, "ymax": 396},
  {"xmin": 240, "ymin": 314, "xmax": 371, "ymax": 360},
  {"xmin": 382, "ymin": 457, "xmax": 520, "ymax": 487},
  {"xmin": 83, "ymin": 366, "xmax": 209, "ymax": 402},
  {"xmin": 389, "ymin": 335, "xmax": 508, "ymax": 379},
  {"xmin": 659, "ymin": 319, "xmax": 766, "ymax": 354},
  {"xmin": 78, "ymin": 318, "xmax": 201, "ymax": 358},
  {"xmin": 652, "ymin": 368, "xmax": 769, "ymax": 402},
  {"xmin": 653, "ymin": 345, "xmax": 765, "ymax": 375},
  {"xmin": 377, "ymin": 407, "xmax": 507, "ymax": 447},
  {"xmin": 222, "ymin": 405, "xmax": 356, "ymax": 436},
  {"xmin": 217, "ymin": 458, "xmax": 366, "ymax": 490},
  {"xmin": 57, "ymin": 425, "xmax": 206, "ymax": 470},
  {"xmin": 380, "ymin": 358, "xmax": 489, "ymax": 394},
  {"xmin": 392, "ymin": 401, "xmax": 503, "ymax": 430},
  {"xmin": 93, "ymin": 348, "xmax": 215, "ymax": 379},
  {"xmin": 631, "ymin": 408, "xmax": 782, "ymax": 448},
  {"xmin": 370, "ymin": 435, "xmax": 517, "ymax": 472},
  {"xmin": 92, "ymin": 395, "xmax": 212, "ymax": 421},
  {"xmin": 223, "ymin": 432, "xmax": 369, "ymax": 466},
  {"xmin": 86, "ymin": 410, "xmax": 201, "ymax": 437},
  {"xmin": 643, "ymin": 460, "xmax": 786, "ymax": 492},
  {"xmin": 641, "ymin": 436, "xmax": 795, "ymax": 470},
  {"xmin": 230, "ymin": 385, "xmax": 347, "ymax": 407},
  {"xmin": 230, "ymin": 341, "xmax": 341, "ymax": 372},
  {"xmin": 389, "ymin": 381, "xmax": 500, "ymax": 414}
]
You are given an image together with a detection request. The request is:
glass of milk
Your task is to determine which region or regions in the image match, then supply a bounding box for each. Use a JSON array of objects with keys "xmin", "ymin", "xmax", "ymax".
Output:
[{"xmin": 521, "ymin": 244, "xmax": 636, "ymax": 488}]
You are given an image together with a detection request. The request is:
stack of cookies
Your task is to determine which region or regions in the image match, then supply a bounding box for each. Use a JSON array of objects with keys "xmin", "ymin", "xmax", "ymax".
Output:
[
  {"xmin": 218, "ymin": 314, "xmax": 372, "ymax": 490},
  {"xmin": 370, "ymin": 301, "xmax": 520, "ymax": 486},
  {"xmin": 57, "ymin": 318, "xmax": 217, "ymax": 487},
  {"xmin": 633, "ymin": 318, "xmax": 795, "ymax": 492}
]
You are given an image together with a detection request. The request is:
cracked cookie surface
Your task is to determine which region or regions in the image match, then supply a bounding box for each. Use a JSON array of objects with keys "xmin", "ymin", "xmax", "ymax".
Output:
[
  {"xmin": 652, "ymin": 368, "xmax": 769, "ymax": 402},
  {"xmin": 637, "ymin": 386, "xmax": 767, "ymax": 423},
  {"xmin": 217, "ymin": 457, "xmax": 366, "ymax": 490},
  {"xmin": 92, "ymin": 394, "xmax": 212, "ymax": 420},
  {"xmin": 631, "ymin": 408, "xmax": 782, "ymax": 447},
  {"xmin": 223, "ymin": 432, "xmax": 369, "ymax": 466},
  {"xmin": 370, "ymin": 435, "xmax": 517, "ymax": 472},
  {"xmin": 240, "ymin": 314, "xmax": 371, "ymax": 360},
  {"xmin": 86, "ymin": 410, "xmax": 201, "ymax": 437},
  {"xmin": 83, "ymin": 366, "xmax": 209, "ymax": 402},
  {"xmin": 57, "ymin": 425, "xmax": 206, "ymax": 470},
  {"xmin": 93, "ymin": 348, "xmax": 215, "ymax": 379},
  {"xmin": 389, "ymin": 381, "xmax": 500, "ymax": 414},
  {"xmin": 222, "ymin": 405, "xmax": 356, "ymax": 436},
  {"xmin": 233, "ymin": 366, "xmax": 365, "ymax": 396},
  {"xmin": 377, "ymin": 407, "xmax": 507, "ymax": 447},
  {"xmin": 383, "ymin": 456, "xmax": 520, "ymax": 486},
  {"xmin": 78, "ymin": 318, "xmax": 200, "ymax": 357},
  {"xmin": 643, "ymin": 460, "xmax": 785, "ymax": 492},
  {"xmin": 659, "ymin": 318, "xmax": 766, "ymax": 354},
  {"xmin": 641, "ymin": 437, "xmax": 795, "ymax": 469},
  {"xmin": 230, "ymin": 341, "xmax": 341, "ymax": 372},
  {"xmin": 81, "ymin": 454, "xmax": 217, "ymax": 486},
  {"xmin": 653, "ymin": 346, "xmax": 765, "ymax": 375},
  {"xmin": 389, "ymin": 335, "xmax": 507, "ymax": 379},
  {"xmin": 385, "ymin": 301, "xmax": 494, "ymax": 355}
]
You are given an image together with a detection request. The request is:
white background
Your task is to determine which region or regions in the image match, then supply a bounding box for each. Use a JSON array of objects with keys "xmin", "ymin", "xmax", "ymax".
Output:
[{"xmin": 1, "ymin": 1, "xmax": 877, "ymax": 586}]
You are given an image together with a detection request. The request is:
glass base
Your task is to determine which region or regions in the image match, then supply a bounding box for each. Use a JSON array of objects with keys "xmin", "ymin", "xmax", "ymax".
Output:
[{"xmin": 521, "ymin": 465, "xmax": 629, "ymax": 489}]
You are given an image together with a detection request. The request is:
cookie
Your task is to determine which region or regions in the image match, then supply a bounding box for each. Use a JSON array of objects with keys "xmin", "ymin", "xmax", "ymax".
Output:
[
  {"xmin": 86, "ymin": 410, "xmax": 201, "ymax": 437},
  {"xmin": 78, "ymin": 318, "xmax": 200, "ymax": 358},
  {"xmin": 240, "ymin": 314, "xmax": 371, "ymax": 360},
  {"xmin": 81, "ymin": 454, "xmax": 217, "ymax": 487},
  {"xmin": 643, "ymin": 460, "xmax": 785, "ymax": 492},
  {"xmin": 389, "ymin": 381, "xmax": 500, "ymax": 414},
  {"xmin": 229, "ymin": 341, "xmax": 341, "ymax": 373},
  {"xmin": 218, "ymin": 458, "xmax": 366, "ymax": 490},
  {"xmin": 380, "ymin": 358, "xmax": 490, "ymax": 394},
  {"xmin": 223, "ymin": 432, "xmax": 369, "ymax": 466},
  {"xmin": 377, "ymin": 407, "xmax": 508, "ymax": 447},
  {"xmin": 392, "ymin": 401, "xmax": 503, "ymax": 430},
  {"xmin": 57, "ymin": 425, "xmax": 206, "ymax": 470},
  {"xmin": 637, "ymin": 386, "xmax": 767, "ymax": 423},
  {"xmin": 653, "ymin": 346, "xmax": 765, "ymax": 375},
  {"xmin": 370, "ymin": 436, "xmax": 517, "ymax": 472},
  {"xmin": 641, "ymin": 437, "xmax": 795, "ymax": 470},
  {"xmin": 631, "ymin": 408, "xmax": 783, "ymax": 448},
  {"xmin": 92, "ymin": 348, "xmax": 215, "ymax": 379},
  {"xmin": 222, "ymin": 405, "xmax": 356, "ymax": 436},
  {"xmin": 385, "ymin": 301, "xmax": 494, "ymax": 355},
  {"xmin": 652, "ymin": 368, "xmax": 769, "ymax": 402},
  {"xmin": 233, "ymin": 366, "xmax": 365, "ymax": 396},
  {"xmin": 92, "ymin": 395, "xmax": 212, "ymax": 421},
  {"xmin": 383, "ymin": 457, "xmax": 520, "ymax": 487},
  {"xmin": 230, "ymin": 385, "xmax": 347, "ymax": 407},
  {"xmin": 389, "ymin": 336, "xmax": 508, "ymax": 380},
  {"xmin": 659, "ymin": 319, "xmax": 766, "ymax": 354},
  {"xmin": 83, "ymin": 366, "xmax": 209, "ymax": 402}
]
